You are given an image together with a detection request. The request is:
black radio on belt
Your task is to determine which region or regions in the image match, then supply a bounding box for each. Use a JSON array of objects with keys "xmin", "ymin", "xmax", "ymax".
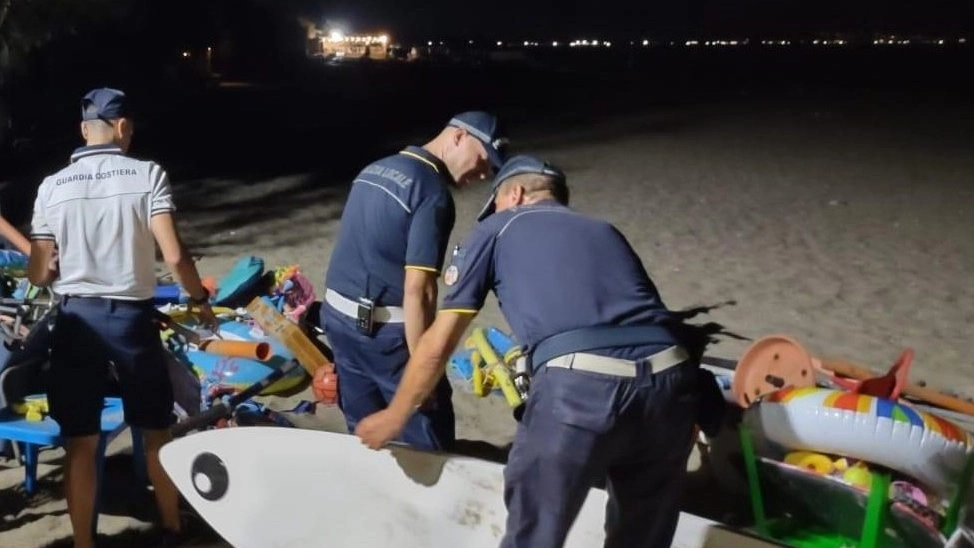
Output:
[{"xmin": 356, "ymin": 297, "xmax": 375, "ymax": 335}]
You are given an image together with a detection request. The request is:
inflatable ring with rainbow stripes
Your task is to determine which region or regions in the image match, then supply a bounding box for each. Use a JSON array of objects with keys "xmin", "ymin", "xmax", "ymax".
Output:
[{"xmin": 743, "ymin": 386, "xmax": 973, "ymax": 496}]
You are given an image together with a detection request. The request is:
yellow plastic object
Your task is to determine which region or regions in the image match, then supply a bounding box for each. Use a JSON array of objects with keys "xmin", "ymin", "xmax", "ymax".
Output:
[
  {"xmin": 488, "ymin": 363, "xmax": 523, "ymax": 408},
  {"xmin": 12, "ymin": 397, "xmax": 50, "ymax": 422},
  {"xmin": 166, "ymin": 305, "xmax": 237, "ymax": 322},
  {"xmin": 783, "ymin": 450, "xmax": 834, "ymax": 475},
  {"xmin": 843, "ymin": 463, "xmax": 873, "ymax": 489},
  {"xmin": 470, "ymin": 328, "xmax": 502, "ymax": 367},
  {"xmin": 503, "ymin": 345, "xmax": 522, "ymax": 367},
  {"xmin": 247, "ymin": 297, "xmax": 331, "ymax": 377},
  {"xmin": 466, "ymin": 327, "xmax": 523, "ymax": 407},
  {"xmin": 471, "ymin": 351, "xmax": 489, "ymax": 397},
  {"xmin": 783, "ymin": 450, "xmax": 816, "ymax": 466},
  {"xmin": 834, "ymin": 457, "xmax": 850, "ymax": 473}
]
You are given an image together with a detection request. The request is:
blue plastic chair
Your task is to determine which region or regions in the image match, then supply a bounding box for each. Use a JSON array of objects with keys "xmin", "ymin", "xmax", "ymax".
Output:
[{"xmin": 0, "ymin": 397, "xmax": 145, "ymax": 537}]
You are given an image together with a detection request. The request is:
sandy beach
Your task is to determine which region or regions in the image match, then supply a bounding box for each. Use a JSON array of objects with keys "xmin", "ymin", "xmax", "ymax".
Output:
[{"xmin": 1, "ymin": 59, "xmax": 973, "ymax": 546}]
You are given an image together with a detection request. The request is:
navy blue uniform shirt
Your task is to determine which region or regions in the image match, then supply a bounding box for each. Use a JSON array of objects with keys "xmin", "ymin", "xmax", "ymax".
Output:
[
  {"xmin": 326, "ymin": 146, "xmax": 456, "ymax": 306},
  {"xmin": 441, "ymin": 200, "xmax": 677, "ymax": 360}
]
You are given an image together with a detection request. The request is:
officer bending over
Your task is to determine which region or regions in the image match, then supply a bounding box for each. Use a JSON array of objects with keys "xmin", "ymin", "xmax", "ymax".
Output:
[
  {"xmin": 357, "ymin": 155, "xmax": 716, "ymax": 547},
  {"xmin": 322, "ymin": 111, "xmax": 506, "ymax": 451}
]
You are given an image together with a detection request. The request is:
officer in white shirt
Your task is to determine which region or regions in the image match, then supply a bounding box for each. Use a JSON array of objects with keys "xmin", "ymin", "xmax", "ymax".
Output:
[{"xmin": 28, "ymin": 88, "xmax": 217, "ymax": 548}]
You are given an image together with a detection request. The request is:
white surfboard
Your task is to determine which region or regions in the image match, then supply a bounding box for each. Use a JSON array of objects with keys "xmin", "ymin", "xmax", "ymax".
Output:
[{"xmin": 160, "ymin": 426, "xmax": 780, "ymax": 548}]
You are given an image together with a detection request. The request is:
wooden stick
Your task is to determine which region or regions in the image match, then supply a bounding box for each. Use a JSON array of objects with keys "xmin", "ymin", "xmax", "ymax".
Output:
[{"xmin": 820, "ymin": 359, "xmax": 974, "ymax": 417}]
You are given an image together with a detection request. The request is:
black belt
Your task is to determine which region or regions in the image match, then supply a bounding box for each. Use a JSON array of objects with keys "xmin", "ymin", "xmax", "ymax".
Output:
[{"xmin": 62, "ymin": 295, "xmax": 153, "ymax": 307}]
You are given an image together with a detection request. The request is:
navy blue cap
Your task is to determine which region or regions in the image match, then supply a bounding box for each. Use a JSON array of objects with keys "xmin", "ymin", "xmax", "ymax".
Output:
[
  {"xmin": 448, "ymin": 111, "xmax": 507, "ymax": 170},
  {"xmin": 476, "ymin": 154, "xmax": 567, "ymax": 221},
  {"xmin": 81, "ymin": 88, "xmax": 128, "ymax": 121}
]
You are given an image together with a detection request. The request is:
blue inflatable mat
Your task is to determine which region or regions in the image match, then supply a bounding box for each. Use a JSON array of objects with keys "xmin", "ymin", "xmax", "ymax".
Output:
[{"xmin": 214, "ymin": 256, "xmax": 265, "ymax": 307}]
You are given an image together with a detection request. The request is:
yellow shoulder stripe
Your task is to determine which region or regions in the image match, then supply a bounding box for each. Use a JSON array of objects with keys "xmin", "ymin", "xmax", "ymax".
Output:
[{"xmin": 405, "ymin": 265, "xmax": 439, "ymax": 274}]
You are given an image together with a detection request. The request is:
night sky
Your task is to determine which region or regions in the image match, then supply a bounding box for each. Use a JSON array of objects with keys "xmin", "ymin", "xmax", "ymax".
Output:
[{"xmin": 298, "ymin": 0, "xmax": 974, "ymax": 40}]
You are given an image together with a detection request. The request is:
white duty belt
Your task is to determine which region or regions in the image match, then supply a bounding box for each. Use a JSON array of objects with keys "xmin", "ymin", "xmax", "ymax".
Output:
[
  {"xmin": 324, "ymin": 288, "xmax": 405, "ymax": 324},
  {"xmin": 545, "ymin": 345, "xmax": 689, "ymax": 378}
]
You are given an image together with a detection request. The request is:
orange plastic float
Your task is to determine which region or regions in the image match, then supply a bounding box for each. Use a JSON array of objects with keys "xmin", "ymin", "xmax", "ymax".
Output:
[
  {"xmin": 732, "ymin": 334, "xmax": 816, "ymax": 408},
  {"xmin": 199, "ymin": 339, "xmax": 272, "ymax": 361}
]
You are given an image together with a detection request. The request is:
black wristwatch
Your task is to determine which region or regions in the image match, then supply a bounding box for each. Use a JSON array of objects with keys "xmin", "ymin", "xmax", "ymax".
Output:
[{"xmin": 189, "ymin": 288, "xmax": 211, "ymax": 306}]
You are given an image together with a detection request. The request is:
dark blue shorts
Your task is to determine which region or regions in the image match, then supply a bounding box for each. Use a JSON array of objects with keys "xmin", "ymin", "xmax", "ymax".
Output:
[
  {"xmin": 321, "ymin": 302, "xmax": 455, "ymax": 452},
  {"xmin": 49, "ymin": 296, "xmax": 174, "ymax": 437}
]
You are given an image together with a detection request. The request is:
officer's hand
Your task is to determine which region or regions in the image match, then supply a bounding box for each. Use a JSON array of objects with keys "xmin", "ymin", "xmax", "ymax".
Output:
[{"xmin": 355, "ymin": 409, "xmax": 406, "ymax": 450}]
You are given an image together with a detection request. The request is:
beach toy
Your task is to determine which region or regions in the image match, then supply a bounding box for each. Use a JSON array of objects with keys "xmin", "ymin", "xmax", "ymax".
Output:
[
  {"xmin": 745, "ymin": 385, "xmax": 974, "ymax": 496},
  {"xmin": 12, "ymin": 395, "xmax": 49, "ymax": 422},
  {"xmin": 199, "ymin": 339, "xmax": 272, "ymax": 361},
  {"xmin": 269, "ymin": 265, "xmax": 317, "ymax": 322},
  {"xmin": 312, "ymin": 364, "xmax": 338, "ymax": 404},
  {"xmin": 161, "ymin": 304, "xmax": 239, "ymax": 322},
  {"xmin": 0, "ymin": 249, "xmax": 27, "ymax": 272},
  {"xmin": 487, "ymin": 364, "xmax": 523, "ymax": 408},
  {"xmin": 11, "ymin": 278, "xmax": 42, "ymax": 300},
  {"xmin": 891, "ymin": 480, "xmax": 929, "ymax": 507},
  {"xmin": 469, "ymin": 327, "xmax": 502, "ymax": 368},
  {"xmin": 471, "ymin": 351, "xmax": 488, "ymax": 397},
  {"xmin": 732, "ymin": 334, "xmax": 816, "ymax": 408},
  {"xmin": 834, "ymin": 457, "xmax": 850, "ymax": 473},
  {"xmin": 448, "ymin": 348, "xmax": 476, "ymax": 382},
  {"xmin": 180, "ymin": 318, "xmax": 307, "ymax": 396},
  {"xmin": 817, "ymin": 351, "xmax": 974, "ymax": 418},
  {"xmin": 451, "ymin": 326, "xmax": 519, "ymax": 384},
  {"xmin": 188, "ymin": 350, "xmax": 306, "ymax": 396},
  {"xmin": 890, "ymin": 480, "xmax": 943, "ymax": 531},
  {"xmin": 784, "ymin": 451, "xmax": 834, "ymax": 475},
  {"xmin": 245, "ymin": 296, "xmax": 333, "ymax": 379},
  {"xmin": 213, "ymin": 256, "xmax": 265, "ymax": 308},
  {"xmin": 740, "ymin": 421, "xmax": 966, "ymax": 548},
  {"xmin": 843, "ymin": 463, "xmax": 873, "ymax": 490},
  {"xmin": 485, "ymin": 327, "xmax": 519, "ymax": 362},
  {"xmin": 817, "ymin": 348, "xmax": 913, "ymax": 400},
  {"xmin": 153, "ymin": 283, "xmax": 182, "ymax": 305},
  {"xmin": 746, "ymin": 334, "xmax": 974, "ymax": 418},
  {"xmin": 465, "ymin": 327, "xmax": 523, "ymax": 408}
]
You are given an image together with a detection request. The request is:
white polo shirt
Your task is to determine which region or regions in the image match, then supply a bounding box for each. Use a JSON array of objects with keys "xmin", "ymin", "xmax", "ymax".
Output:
[{"xmin": 30, "ymin": 144, "xmax": 176, "ymax": 300}]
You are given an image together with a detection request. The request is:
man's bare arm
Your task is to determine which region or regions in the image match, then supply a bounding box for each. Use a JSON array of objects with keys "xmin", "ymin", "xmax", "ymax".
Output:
[
  {"xmin": 150, "ymin": 212, "xmax": 209, "ymax": 300},
  {"xmin": 388, "ymin": 310, "xmax": 473, "ymax": 418},
  {"xmin": 402, "ymin": 267, "xmax": 438, "ymax": 354},
  {"xmin": 27, "ymin": 240, "xmax": 58, "ymax": 287}
]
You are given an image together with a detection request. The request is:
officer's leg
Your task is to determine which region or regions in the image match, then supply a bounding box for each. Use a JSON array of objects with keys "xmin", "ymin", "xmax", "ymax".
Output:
[
  {"xmin": 603, "ymin": 441, "xmax": 693, "ymax": 548},
  {"xmin": 500, "ymin": 368, "xmax": 616, "ymax": 548},
  {"xmin": 372, "ymin": 323, "xmax": 456, "ymax": 451},
  {"xmin": 604, "ymin": 365, "xmax": 698, "ymax": 548},
  {"xmin": 381, "ymin": 374, "xmax": 455, "ymax": 452},
  {"xmin": 106, "ymin": 303, "xmax": 181, "ymax": 533},
  {"xmin": 47, "ymin": 303, "xmax": 108, "ymax": 548},
  {"xmin": 421, "ymin": 376, "xmax": 456, "ymax": 450},
  {"xmin": 398, "ymin": 375, "xmax": 455, "ymax": 451},
  {"xmin": 321, "ymin": 305, "xmax": 386, "ymax": 432}
]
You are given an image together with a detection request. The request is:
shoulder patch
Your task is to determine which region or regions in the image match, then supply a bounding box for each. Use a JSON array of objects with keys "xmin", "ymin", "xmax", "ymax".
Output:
[{"xmin": 444, "ymin": 264, "xmax": 459, "ymax": 286}]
